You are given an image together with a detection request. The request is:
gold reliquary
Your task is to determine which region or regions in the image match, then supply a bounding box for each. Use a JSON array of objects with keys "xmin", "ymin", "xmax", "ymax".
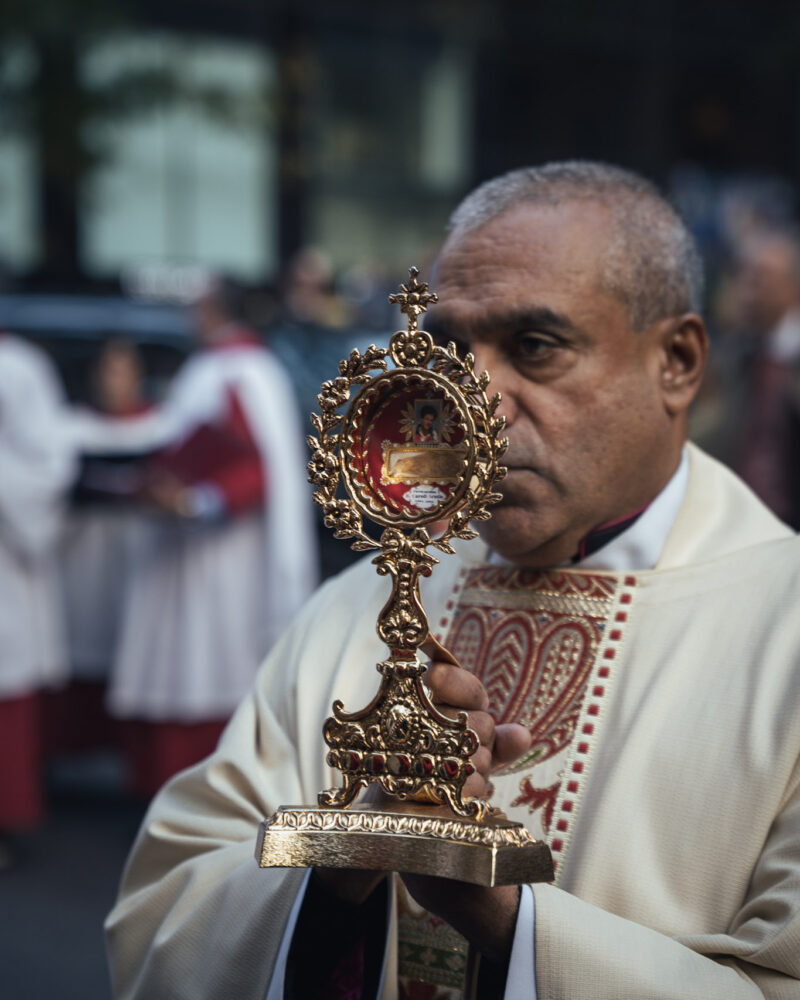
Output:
[{"xmin": 256, "ymin": 267, "xmax": 553, "ymax": 887}]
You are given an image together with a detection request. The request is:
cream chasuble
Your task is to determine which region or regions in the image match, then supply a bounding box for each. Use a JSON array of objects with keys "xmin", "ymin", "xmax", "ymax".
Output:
[{"xmin": 106, "ymin": 445, "xmax": 800, "ymax": 1000}]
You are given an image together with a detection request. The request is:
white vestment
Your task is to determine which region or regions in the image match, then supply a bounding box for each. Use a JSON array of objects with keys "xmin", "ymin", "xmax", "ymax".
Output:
[
  {"xmin": 106, "ymin": 445, "xmax": 800, "ymax": 998},
  {"xmin": 60, "ymin": 508, "xmax": 151, "ymax": 681},
  {"xmin": 0, "ymin": 335, "xmax": 75, "ymax": 698},
  {"xmin": 69, "ymin": 342, "xmax": 318, "ymax": 720}
]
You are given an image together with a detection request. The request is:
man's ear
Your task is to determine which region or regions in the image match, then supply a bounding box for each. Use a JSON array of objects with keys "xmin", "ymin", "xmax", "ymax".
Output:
[{"xmin": 656, "ymin": 314, "xmax": 709, "ymax": 415}]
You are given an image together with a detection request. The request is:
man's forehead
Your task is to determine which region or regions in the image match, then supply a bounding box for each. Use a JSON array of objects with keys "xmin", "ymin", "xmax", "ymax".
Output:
[
  {"xmin": 428, "ymin": 208, "xmax": 613, "ymax": 332},
  {"xmin": 434, "ymin": 201, "xmax": 611, "ymax": 284}
]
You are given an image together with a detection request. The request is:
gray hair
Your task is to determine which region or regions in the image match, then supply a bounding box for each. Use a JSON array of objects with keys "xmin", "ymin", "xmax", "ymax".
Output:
[{"xmin": 447, "ymin": 161, "xmax": 704, "ymax": 331}]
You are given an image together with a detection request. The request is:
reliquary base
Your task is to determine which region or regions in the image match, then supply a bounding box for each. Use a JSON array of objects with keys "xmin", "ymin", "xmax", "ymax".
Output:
[{"xmin": 256, "ymin": 801, "xmax": 554, "ymax": 888}]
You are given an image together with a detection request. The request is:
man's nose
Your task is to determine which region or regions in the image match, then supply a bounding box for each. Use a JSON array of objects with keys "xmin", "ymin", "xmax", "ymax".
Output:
[{"xmin": 470, "ymin": 345, "xmax": 519, "ymax": 427}]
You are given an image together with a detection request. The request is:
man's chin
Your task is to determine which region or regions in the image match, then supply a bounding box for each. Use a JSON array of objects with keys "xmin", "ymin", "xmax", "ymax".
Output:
[
  {"xmin": 478, "ymin": 507, "xmax": 574, "ymax": 568},
  {"xmin": 479, "ymin": 508, "xmax": 544, "ymax": 560}
]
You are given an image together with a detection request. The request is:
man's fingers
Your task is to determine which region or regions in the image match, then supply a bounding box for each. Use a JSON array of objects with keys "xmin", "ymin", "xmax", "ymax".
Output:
[
  {"xmin": 314, "ymin": 867, "xmax": 387, "ymax": 905},
  {"xmin": 426, "ymin": 662, "xmax": 489, "ymax": 712},
  {"xmin": 492, "ymin": 723, "xmax": 532, "ymax": 767},
  {"xmin": 464, "ymin": 747, "xmax": 491, "ymax": 798},
  {"xmin": 423, "ymin": 662, "xmax": 532, "ymax": 775},
  {"xmin": 434, "ymin": 705, "xmax": 495, "ymax": 748},
  {"xmin": 470, "ymin": 745, "xmax": 492, "ymax": 777}
]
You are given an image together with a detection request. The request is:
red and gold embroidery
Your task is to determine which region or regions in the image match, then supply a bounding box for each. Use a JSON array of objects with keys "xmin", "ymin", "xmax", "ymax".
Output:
[
  {"xmin": 444, "ymin": 567, "xmax": 617, "ymax": 823},
  {"xmin": 549, "ymin": 573, "xmax": 636, "ymax": 870}
]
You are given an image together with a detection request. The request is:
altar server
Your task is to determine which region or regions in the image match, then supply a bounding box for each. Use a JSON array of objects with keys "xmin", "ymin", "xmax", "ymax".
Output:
[
  {"xmin": 0, "ymin": 333, "xmax": 75, "ymax": 840},
  {"xmin": 70, "ymin": 277, "xmax": 317, "ymax": 796}
]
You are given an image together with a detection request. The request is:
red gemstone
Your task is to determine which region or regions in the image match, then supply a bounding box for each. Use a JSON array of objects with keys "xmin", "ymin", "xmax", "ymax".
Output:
[
  {"xmin": 413, "ymin": 756, "xmax": 434, "ymax": 777},
  {"xmin": 367, "ymin": 754, "xmax": 385, "ymax": 774},
  {"xmin": 439, "ymin": 757, "xmax": 460, "ymax": 779}
]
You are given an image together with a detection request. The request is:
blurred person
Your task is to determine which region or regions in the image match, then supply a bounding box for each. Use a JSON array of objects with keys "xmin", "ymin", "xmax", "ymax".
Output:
[
  {"xmin": 106, "ymin": 164, "xmax": 800, "ymax": 999},
  {"xmin": 69, "ymin": 276, "xmax": 317, "ymax": 798},
  {"xmin": 268, "ymin": 246, "xmax": 373, "ymax": 579},
  {"xmin": 339, "ymin": 261, "xmax": 397, "ymax": 331},
  {"xmin": 269, "ymin": 246, "xmax": 358, "ymax": 423},
  {"xmin": 0, "ymin": 332, "xmax": 75, "ymax": 859},
  {"xmin": 727, "ymin": 231, "xmax": 800, "ymax": 529},
  {"xmin": 55, "ymin": 340, "xmax": 153, "ymax": 753}
]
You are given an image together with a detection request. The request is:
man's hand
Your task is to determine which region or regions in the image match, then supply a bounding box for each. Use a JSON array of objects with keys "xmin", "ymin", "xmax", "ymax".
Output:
[
  {"xmin": 313, "ymin": 784, "xmax": 388, "ymax": 905},
  {"xmin": 316, "ymin": 649, "xmax": 532, "ymax": 963},
  {"xmin": 423, "ymin": 657, "xmax": 531, "ymax": 800},
  {"xmin": 312, "ymin": 866, "xmax": 387, "ymax": 905},
  {"xmin": 398, "ymin": 653, "xmax": 531, "ymax": 963},
  {"xmin": 400, "ymin": 874, "xmax": 522, "ymax": 965},
  {"xmin": 146, "ymin": 471, "xmax": 191, "ymax": 516}
]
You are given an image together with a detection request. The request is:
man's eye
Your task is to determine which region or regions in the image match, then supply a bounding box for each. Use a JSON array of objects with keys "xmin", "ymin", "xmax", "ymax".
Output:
[{"xmin": 516, "ymin": 333, "xmax": 557, "ymax": 359}]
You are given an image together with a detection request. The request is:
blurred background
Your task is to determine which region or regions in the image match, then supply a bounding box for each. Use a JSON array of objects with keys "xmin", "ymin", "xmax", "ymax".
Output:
[{"xmin": 3, "ymin": 0, "xmax": 800, "ymax": 996}]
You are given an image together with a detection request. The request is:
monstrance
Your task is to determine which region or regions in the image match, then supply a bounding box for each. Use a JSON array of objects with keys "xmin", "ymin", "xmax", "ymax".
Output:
[{"xmin": 256, "ymin": 268, "xmax": 553, "ymax": 887}]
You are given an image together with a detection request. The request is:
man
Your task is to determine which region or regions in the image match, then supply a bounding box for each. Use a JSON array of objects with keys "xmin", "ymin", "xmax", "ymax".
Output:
[
  {"xmin": 105, "ymin": 164, "xmax": 800, "ymax": 998},
  {"xmin": 413, "ymin": 405, "xmax": 441, "ymax": 443},
  {"xmin": 0, "ymin": 333, "xmax": 75, "ymax": 853},
  {"xmin": 70, "ymin": 276, "xmax": 318, "ymax": 796}
]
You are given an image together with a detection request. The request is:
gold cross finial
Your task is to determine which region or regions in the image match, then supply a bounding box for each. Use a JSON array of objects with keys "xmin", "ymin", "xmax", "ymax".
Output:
[{"xmin": 389, "ymin": 266, "xmax": 438, "ymax": 332}]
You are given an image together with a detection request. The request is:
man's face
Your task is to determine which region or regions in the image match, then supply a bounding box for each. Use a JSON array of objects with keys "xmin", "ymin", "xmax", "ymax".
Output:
[
  {"xmin": 427, "ymin": 201, "xmax": 681, "ymax": 567},
  {"xmin": 421, "ymin": 412, "xmax": 435, "ymax": 430}
]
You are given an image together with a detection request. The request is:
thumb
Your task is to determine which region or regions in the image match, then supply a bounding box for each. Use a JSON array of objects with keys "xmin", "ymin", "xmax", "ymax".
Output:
[{"xmin": 492, "ymin": 723, "xmax": 532, "ymax": 769}]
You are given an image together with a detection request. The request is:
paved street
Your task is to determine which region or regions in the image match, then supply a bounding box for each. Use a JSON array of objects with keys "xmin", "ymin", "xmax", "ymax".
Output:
[{"xmin": 0, "ymin": 754, "xmax": 147, "ymax": 1000}]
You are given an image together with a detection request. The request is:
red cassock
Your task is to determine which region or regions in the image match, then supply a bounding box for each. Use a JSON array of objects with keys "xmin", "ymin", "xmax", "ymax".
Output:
[{"xmin": 148, "ymin": 385, "xmax": 267, "ymax": 516}]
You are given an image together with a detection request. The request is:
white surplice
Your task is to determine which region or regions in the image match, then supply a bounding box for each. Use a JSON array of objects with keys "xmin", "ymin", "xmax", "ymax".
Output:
[{"xmin": 0, "ymin": 335, "xmax": 76, "ymax": 697}]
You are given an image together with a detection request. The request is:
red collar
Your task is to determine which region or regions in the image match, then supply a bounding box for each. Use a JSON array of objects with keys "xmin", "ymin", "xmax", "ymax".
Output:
[{"xmin": 574, "ymin": 502, "xmax": 651, "ymax": 562}]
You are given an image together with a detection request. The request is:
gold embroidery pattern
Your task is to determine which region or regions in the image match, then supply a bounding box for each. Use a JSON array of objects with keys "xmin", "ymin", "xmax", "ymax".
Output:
[{"xmin": 446, "ymin": 568, "xmax": 617, "ymax": 774}]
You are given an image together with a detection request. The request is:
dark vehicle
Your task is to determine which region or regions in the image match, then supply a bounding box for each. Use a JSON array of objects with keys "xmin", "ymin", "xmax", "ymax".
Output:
[{"xmin": 0, "ymin": 293, "xmax": 193, "ymax": 403}]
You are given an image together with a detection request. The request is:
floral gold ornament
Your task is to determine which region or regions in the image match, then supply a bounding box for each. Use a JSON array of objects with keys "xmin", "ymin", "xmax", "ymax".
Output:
[{"xmin": 256, "ymin": 267, "xmax": 554, "ymax": 887}]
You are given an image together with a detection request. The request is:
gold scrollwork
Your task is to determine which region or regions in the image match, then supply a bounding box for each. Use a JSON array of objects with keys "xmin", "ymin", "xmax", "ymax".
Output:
[{"xmin": 264, "ymin": 806, "xmax": 540, "ymax": 848}]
